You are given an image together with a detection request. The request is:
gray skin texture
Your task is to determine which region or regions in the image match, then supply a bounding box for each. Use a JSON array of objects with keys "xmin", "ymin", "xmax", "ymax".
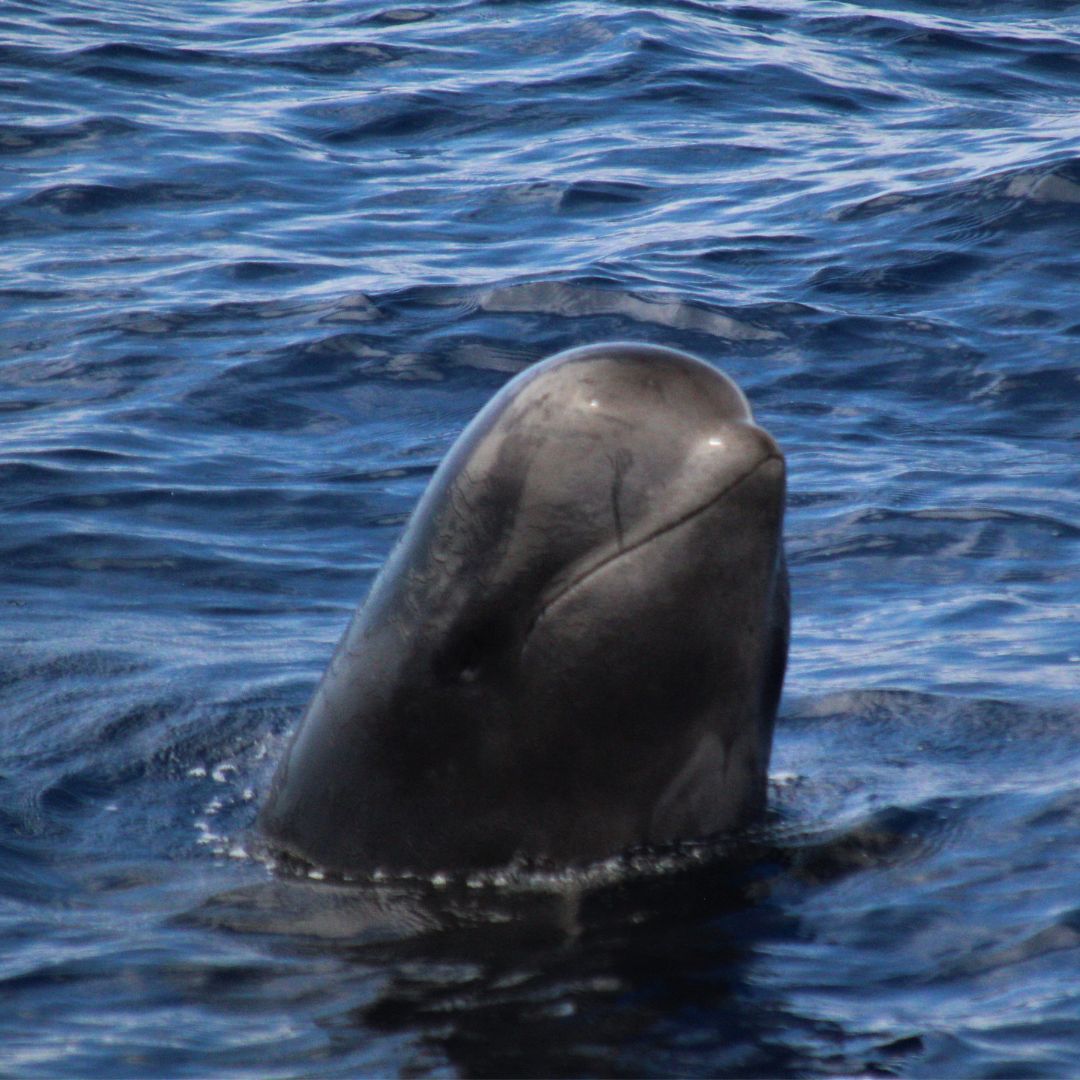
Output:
[{"xmin": 259, "ymin": 343, "xmax": 788, "ymax": 876}]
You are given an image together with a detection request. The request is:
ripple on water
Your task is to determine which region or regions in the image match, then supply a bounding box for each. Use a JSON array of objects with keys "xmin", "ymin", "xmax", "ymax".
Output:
[{"xmin": 1, "ymin": 0, "xmax": 1078, "ymax": 1076}]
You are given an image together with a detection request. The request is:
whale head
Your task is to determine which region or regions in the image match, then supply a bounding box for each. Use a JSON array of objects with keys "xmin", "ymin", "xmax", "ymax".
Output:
[{"xmin": 259, "ymin": 343, "xmax": 788, "ymax": 875}]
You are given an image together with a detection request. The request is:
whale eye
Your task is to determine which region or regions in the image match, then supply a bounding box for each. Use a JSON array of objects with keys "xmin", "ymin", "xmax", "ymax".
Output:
[{"xmin": 433, "ymin": 619, "xmax": 504, "ymax": 686}]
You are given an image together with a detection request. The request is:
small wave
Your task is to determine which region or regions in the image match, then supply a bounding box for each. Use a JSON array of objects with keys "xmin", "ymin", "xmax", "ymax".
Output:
[
  {"xmin": 301, "ymin": 89, "xmax": 480, "ymax": 143},
  {"xmin": 794, "ymin": 504, "xmax": 1079, "ymax": 568},
  {"xmin": 16, "ymin": 180, "xmax": 211, "ymax": 216},
  {"xmin": 479, "ymin": 280, "xmax": 782, "ymax": 341},
  {"xmin": 557, "ymin": 179, "xmax": 652, "ymax": 214},
  {"xmin": 807, "ymin": 10, "xmax": 1025, "ymax": 59},
  {"xmin": 358, "ymin": 8, "xmax": 436, "ymax": 27},
  {"xmin": 58, "ymin": 41, "xmax": 220, "ymax": 84},
  {"xmin": 942, "ymin": 908, "xmax": 1080, "ymax": 980},
  {"xmin": 835, "ymin": 156, "xmax": 1080, "ymax": 225},
  {"xmin": 264, "ymin": 40, "xmax": 423, "ymax": 75},
  {"xmin": 783, "ymin": 689, "xmax": 1080, "ymax": 771},
  {"xmin": 0, "ymin": 115, "xmax": 142, "ymax": 157},
  {"xmin": 1004, "ymin": 166, "xmax": 1080, "ymax": 204},
  {"xmin": 810, "ymin": 249, "xmax": 984, "ymax": 295}
]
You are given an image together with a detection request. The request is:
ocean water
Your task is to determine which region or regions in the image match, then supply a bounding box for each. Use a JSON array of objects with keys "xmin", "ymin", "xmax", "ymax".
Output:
[{"xmin": 2, "ymin": 0, "xmax": 1079, "ymax": 1075}]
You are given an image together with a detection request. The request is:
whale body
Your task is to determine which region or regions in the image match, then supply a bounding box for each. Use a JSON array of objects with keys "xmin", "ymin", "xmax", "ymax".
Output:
[{"xmin": 259, "ymin": 343, "xmax": 788, "ymax": 875}]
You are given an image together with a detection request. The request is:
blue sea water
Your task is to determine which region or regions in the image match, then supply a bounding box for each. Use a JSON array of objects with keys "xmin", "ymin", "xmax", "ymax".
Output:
[{"xmin": 2, "ymin": 0, "xmax": 1079, "ymax": 1075}]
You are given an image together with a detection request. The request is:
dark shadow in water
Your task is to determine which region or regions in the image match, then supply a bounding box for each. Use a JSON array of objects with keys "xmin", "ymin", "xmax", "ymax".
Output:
[{"xmin": 191, "ymin": 802, "xmax": 932, "ymax": 1078}]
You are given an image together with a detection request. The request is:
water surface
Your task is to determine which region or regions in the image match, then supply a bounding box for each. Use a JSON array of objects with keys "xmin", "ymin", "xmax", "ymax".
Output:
[{"xmin": 2, "ymin": 1, "xmax": 1079, "ymax": 1076}]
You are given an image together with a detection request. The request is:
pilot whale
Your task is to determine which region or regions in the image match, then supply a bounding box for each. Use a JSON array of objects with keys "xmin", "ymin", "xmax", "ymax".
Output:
[{"xmin": 259, "ymin": 343, "xmax": 788, "ymax": 876}]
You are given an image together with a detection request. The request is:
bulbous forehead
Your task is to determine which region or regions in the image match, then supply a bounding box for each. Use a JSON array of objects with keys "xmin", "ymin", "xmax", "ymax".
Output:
[
  {"xmin": 445, "ymin": 343, "xmax": 766, "ymax": 514},
  {"xmin": 495, "ymin": 343, "xmax": 753, "ymax": 431},
  {"xmin": 405, "ymin": 344, "xmax": 776, "ymax": 601}
]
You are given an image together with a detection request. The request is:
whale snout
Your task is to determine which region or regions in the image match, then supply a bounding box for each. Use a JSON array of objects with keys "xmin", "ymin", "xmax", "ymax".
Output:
[{"xmin": 694, "ymin": 419, "xmax": 784, "ymax": 503}]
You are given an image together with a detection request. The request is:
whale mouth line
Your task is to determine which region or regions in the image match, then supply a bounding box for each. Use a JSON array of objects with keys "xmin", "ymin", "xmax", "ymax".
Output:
[{"xmin": 523, "ymin": 451, "xmax": 782, "ymax": 645}]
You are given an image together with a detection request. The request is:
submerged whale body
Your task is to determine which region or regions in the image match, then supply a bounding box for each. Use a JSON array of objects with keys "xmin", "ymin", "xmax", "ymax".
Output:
[{"xmin": 259, "ymin": 343, "xmax": 788, "ymax": 875}]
